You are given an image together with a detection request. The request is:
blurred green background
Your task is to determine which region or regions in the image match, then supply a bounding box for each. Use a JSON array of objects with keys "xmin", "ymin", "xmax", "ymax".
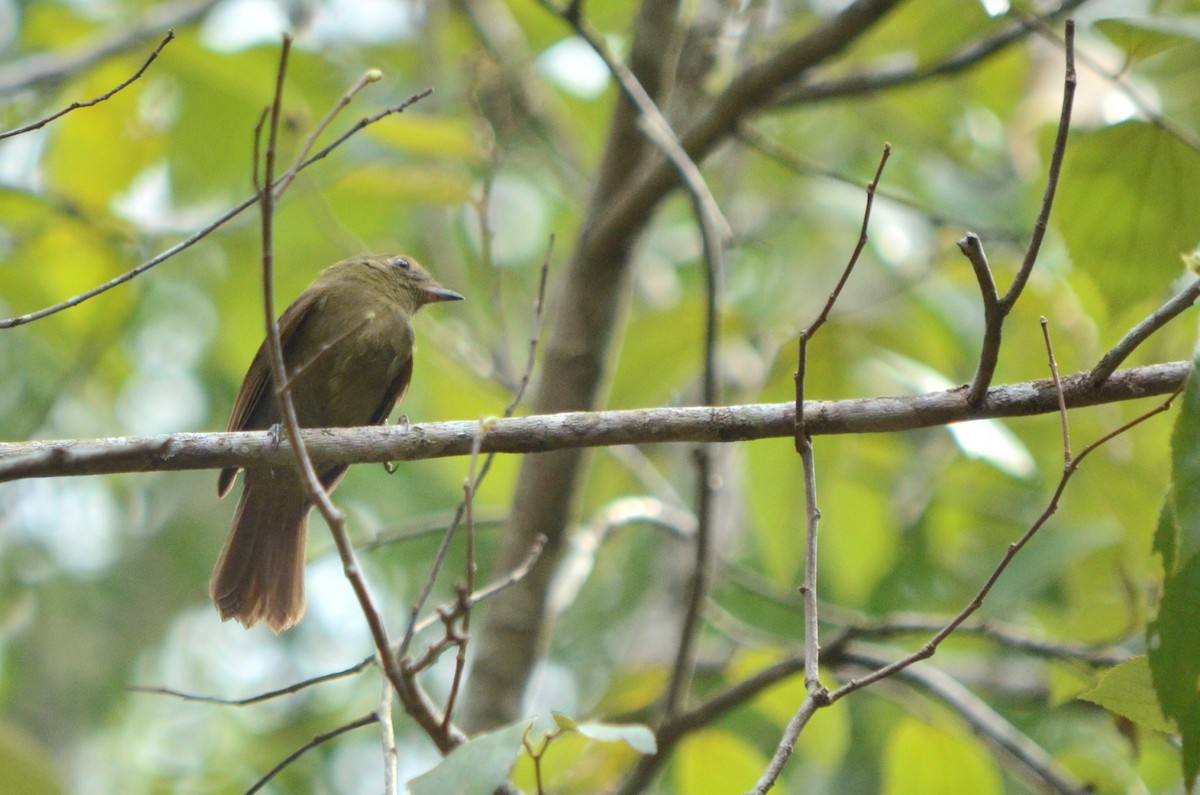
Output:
[{"xmin": 0, "ymin": 0, "xmax": 1198, "ymax": 792}]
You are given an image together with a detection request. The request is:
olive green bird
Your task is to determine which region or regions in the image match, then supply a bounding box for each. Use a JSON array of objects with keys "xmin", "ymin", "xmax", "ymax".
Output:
[{"xmin": 211, "ymin": 254, "xmax": 463, "ymax": 632}]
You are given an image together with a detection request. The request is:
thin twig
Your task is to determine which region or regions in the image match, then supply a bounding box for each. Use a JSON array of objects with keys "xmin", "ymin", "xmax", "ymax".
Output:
[
  {"xmin": 792, "ymin": 143, "xmax": 890, "ymax": 701},
  {"xmin": 960, "ymin": 233, "xmax": 1003, "ymax": 405},
  {"xmin": 800, "ymin": 143, "xmax": 893, "ymax": 344},
  {"xmin": 0, "ymin": 91, "xmax": 432, "ymax": 330},
  {"xmin": 772, "ymin": 0, "xmax": 1087, "ymax": 106},
  {"xmin": 254, "ymin": 36, "xmax": 458, "ymax": 754},
  {"xmin": 1088, "ymin": 277, "xmax": 1200, "ymax": 389},
  {"xmin": 964, "ymin": 21, "xmax": 1076, "ymax": 407},
  {"xmin": 825, "ymin": 388, "xmax": 1181, "ymax": 704},
  {"xmin": 379, "ymin": 679, "xmax": 398, "ymax": 795},
  {"xmin": 412, "ymin": 534, "xmax": 549, "ymax": 635},
  {"xmin": 1041, "ymin": 318, "xmax": 1071, "ymax": 463},
  {"xmin": 1001, "ymin": 21, "xmax": 1076, "ymax": 311},
  {"xmin": 0, "ymin": 31, "xmax": 175, "ymax": 141},
  {"xmin": 398, "ymin": 237, "xmax": 553, "ymax": 659},
  {"xmin": 245, "ymin": 713, "xmax": 378, "ymax": 795},
  {"xmin": 272, "ymin": 68, "xmax": 384, "ymax": 198},
  {"xmin": 539, "ymin": 0, "xmax": 732, "ymax": 246},
  {"xmin": 440, "ymin": 431, "xmax": 485, "ymax": 730},
  {"xmin": 746, "ymin": 695, "xmax": 819, "ymax": 795},
  {"xmin": 126, "ymin": 658, "xmax": 374, "ymax": 705}
]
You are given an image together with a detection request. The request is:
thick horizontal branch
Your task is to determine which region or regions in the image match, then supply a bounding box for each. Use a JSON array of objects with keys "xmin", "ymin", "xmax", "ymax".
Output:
[{"xmin": 0, "ymin": 361, "xmax": 1186, "ymax": 483}]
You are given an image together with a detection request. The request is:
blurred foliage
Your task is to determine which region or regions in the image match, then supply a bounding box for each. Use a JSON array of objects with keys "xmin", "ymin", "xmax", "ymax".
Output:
[{"xmin": 0, "ymin": 0, "xmax": 1198, "ymax": 793}]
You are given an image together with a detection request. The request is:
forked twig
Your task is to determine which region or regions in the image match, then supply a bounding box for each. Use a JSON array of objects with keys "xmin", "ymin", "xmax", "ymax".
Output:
[{"xmin": 964, "ymin": 21, "xmax": 1076, "ymax": 407}]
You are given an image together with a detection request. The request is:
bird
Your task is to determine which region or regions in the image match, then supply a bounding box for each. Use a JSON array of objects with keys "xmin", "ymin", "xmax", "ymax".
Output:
[{"xmin": 210, "ymin": 254, "xmax": 463, "ymax": 632}]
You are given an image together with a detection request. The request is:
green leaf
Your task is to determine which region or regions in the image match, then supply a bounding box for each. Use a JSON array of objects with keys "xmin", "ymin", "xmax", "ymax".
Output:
[
  {"xmin": 551, "ymin": 711, "xmax": 578, "ymax": 731},
  {"xmin": 1080, "ymin": 655, "xmax": 1176, "ymax": 733},
  {"xmin": 1148, "ymin": 551, "xmax": 1200, "ymax": 791},
  {"xmin": 1168, "ymin": 354, "xmax": 1200, "ymax": 573},
  {"xmin": 571, "ymin": 721, "xmax": 657, "ymax": 755},
  {"xmin": 674, "ymin": 729, "xmax": 769, "ymax": 794},
  {"xmin": 1054, "ymin": 122, "xmax": 1200, "ymax": 309},
  {"xmin": 407, "ymin": 719, "xmax": 531, "ymax": 795},
  {"xmin": 881, "ymin": 718, "xmax": 1002, "ymax": 795},
  {"xmin": 1095, "ymin": 16, "xmax": 1200, "ymax": 60}
]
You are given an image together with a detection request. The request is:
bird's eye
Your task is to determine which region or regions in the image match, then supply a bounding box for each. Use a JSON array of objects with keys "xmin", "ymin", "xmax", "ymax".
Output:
[{"xmin": 390, "ymin": 257, "xmax": 412, "ymax": 271}]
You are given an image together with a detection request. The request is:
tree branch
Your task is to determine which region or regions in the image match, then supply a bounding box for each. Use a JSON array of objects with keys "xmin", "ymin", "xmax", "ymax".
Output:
[{"xmin": 0, "ymin": 362, "xmax": 1186, "ymax": 482}]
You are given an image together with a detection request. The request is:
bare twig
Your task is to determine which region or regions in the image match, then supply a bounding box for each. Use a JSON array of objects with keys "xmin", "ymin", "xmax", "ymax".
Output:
[
  {"xmin": 1001, "ymin": 22, "xmax": 1076, "ymax": 311},
  {"xmin": 773, "ymin": 0, "xmax": 1087, "ymax": 106},
  {"xmin": 379, "ymin": 680, "xmax": 398, "ymax": 795},
  {"xmin": 1041, "ymin": 318, "xmax": 1071, "ymax": 462},
  {"xmin": 959, "ymin": 233, "xmax": 1003, "ymax": 403},
  {"xmin": 746, "ymin": 695, "xmax": 820, "ymax": 795},
  {"xmin": 412, "ymin": 534, "xmax": 548, "ymax": 636},
  {"xmin": 0, "ymin": 32, "xmax": 175, "ymax": 141},
  {"xmin": 825, "ymin": 387, "xmax": 1181, "ymax": 703},
  {"xmin": 254, "ymin": 36, "xmax": 458, "ymax": 754},
  {"xmin": 398, "ymin": 238, "xmax": 552, "ymax": 659},
  {"xmin": 1088, "ymin": 277, "xmax": 1200, "ymax": 389},
  {"xmin": 964, "ymin": 21, "xmax": 1075, "ymax": 407},
  {"xmin": 126, "ymin": 658, "xmax": 374, "ymax": 705},
  {"xmin": 538, "ymin": 0, "xmax": 732, "ymax": 246},
  {"xmin": 272, "ymin": 68, "xmax": 385, "ymax": 198},
  {"xmin": 440, "ymin": 431, "xmax": 486, "ymax": 729},
  {"xmin": 749, "ymin": 379, "xmax": 1176, "ymax": 793},
  {"xmin": 245, "ymin": 713, "xmax": 379, "ymax": 795},
  {"xmin": 795, "ymin": 142, "xmax": 890, "ymax": 694}
]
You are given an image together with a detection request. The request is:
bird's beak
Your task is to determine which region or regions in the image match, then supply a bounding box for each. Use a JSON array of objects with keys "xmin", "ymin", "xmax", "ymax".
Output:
[{"xmin": 422, "ymin": 287, "xmax": 465, "ymax": 304}]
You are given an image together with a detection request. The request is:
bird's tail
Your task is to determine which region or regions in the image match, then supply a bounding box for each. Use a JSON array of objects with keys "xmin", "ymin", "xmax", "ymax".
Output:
[{"xmin": 209, "ymin": 472, "xmax": 311, "ymax": 633}]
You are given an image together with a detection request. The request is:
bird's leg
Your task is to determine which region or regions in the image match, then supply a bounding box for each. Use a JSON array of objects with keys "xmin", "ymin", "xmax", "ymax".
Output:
[{"xmin": 382, "ymin": 415, "xmax": 410, "ymax": 474}]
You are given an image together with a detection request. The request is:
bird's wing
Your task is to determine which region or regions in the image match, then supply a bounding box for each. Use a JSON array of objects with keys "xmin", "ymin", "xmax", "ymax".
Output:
[
  {"xmin": 369, "ymin": 352, "xmax": 414, "ymax": 426},
  {"xmin": 217, "ymin": 291, "xmax": 323, "ymax": 497}
]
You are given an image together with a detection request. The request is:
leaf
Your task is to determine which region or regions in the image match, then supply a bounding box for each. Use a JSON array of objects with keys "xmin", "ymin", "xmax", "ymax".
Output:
[
  {"xmin": 1054, "ymin": 122, "xmax": 1200, "ymax": 310},
  {"xmin": 1168, "ymin": 354, "xmax": 1200, "ymax": 572},
  {"xmin": 407, "ymin": 719, "xmax": 531, "ymax": 795},
  {"xmin": 881, "ymin": 718, "xmax": 1002, "ymax": 795},
  {"xmin": 1095, "ymin": 16, "xmax": 1200, "ymax": 60},
  {"xmin": 674, "ymin": 730, "xmax": 769, "ymax": 794},
  {"xmin": 1148, "ymin": 551, "xmax": 1200, "ymax": 791},
  {"xmin": 572, "ymin": 721, "xmax": 657, "ymax": 755},
  {"xmin": 1080, "ymin": 655, "xmax": 1176, "ymax": 734},
  {"xmin": 1147, "ymin": 350, "xmax": 1200, "ymax": 790},
  {"xmin": 550, "ymin": 711, "xmax": 656, "ymax": 754}
]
